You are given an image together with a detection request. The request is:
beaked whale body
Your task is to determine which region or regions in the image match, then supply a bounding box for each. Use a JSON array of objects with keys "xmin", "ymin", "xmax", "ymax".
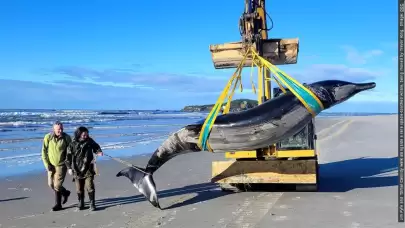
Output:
[{"xmin": 116, "ymin": 79, "xmax": 376, "ymax": 209}]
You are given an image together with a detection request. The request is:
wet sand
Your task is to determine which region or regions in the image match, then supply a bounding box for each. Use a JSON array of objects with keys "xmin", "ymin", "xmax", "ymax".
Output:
[{"xmin": 0, "ymin": 115, "xmax": 401, "ymax": 228}]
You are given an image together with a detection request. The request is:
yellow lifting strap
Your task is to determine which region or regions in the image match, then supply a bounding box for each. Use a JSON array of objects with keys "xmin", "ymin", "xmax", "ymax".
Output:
[
  {"xmin": 223, "ymin": 69, "xmax": 243, "ymax": 114},
  {"xmin": 197, "ymin": 46, "xmax": 324, "ymax": 152},
  {"xmin": 197, "ymin": 49, "xmax": 250, "ymax": 152}
]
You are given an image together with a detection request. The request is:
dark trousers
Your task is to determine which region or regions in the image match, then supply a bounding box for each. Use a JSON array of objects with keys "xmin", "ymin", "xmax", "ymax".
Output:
[{"xmin": 75, "ymin": 176, "xmax": 95, "ymax": 194}]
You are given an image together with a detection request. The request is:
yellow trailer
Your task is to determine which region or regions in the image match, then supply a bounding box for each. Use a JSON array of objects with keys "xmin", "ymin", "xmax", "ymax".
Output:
[{"xmin": 207, "ymin": 0, "xmax": 319, "ymax": 192}]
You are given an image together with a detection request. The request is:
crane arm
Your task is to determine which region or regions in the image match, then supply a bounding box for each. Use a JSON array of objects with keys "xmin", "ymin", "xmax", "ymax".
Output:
[
  {"xmin": 209, "ymin": 0, "xmax": 299, "ymax": 70},
  {"xmin": 239, "ymin": 0, "xmax": 270, "ymax": 51}
]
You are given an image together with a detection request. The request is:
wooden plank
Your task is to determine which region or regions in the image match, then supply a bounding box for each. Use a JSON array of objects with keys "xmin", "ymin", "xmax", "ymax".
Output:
[
  {"xmin": 225, "ymin": 150, "xmax": 257, "ymax": 158},
  {"xmin": 209, "ymin": 38, "xmax": 299, "ymax": 69},
  {"xmin": 211, "ymin": 159, "xmax": 317, "ymax": 184},
  {"xmin": 275, "ymin": 149, "xmax": 316, "ymax": 158}
]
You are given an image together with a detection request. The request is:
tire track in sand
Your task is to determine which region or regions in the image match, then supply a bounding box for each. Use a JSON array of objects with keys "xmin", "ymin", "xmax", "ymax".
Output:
[
  {"xmin": 318, "ymin": 120, "xmax": 353, "ymax": 143},
  {"xmin": 217, "ymin": 192, "xmax": 283, "ymax": 228},
  {"xmin": 316, "ymin": 119, "xmax": 350, "ymax": 139}
]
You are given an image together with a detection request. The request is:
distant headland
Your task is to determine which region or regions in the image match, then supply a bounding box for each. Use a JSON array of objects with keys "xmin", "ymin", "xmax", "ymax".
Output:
[{"xmin": 181, "ymin": 99, "xmax": 258, "ymax": 112}]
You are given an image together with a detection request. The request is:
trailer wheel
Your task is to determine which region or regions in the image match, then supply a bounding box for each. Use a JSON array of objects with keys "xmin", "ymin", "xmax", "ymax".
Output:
[{"xmin": 295, "ymin": 184, "xmax": 318, "ymax": 191}]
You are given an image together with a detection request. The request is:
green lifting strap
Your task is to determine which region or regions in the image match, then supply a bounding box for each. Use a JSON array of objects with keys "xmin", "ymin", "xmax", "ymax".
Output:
[
  {"xmin": 250, "ymin": 48, "xmax": 324, "ymax": 117},
  {"xmin": 200, "ymin": 104, "xmax": 220, "ymax": 151},
  {"xmin": 275, "ymin": 70, "xmax": 324, "ymax": 115}
]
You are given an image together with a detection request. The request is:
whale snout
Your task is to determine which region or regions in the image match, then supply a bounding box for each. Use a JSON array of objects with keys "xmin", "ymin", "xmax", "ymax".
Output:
[{"xmin": 355, "ymin": 82, "xmax": 376, "ymax": 92}]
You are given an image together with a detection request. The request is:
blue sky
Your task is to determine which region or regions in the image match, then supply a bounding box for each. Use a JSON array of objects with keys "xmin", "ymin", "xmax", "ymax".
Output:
[{"xmin": 0, "ymin": 0, "xmax": 398, "ymax": 113}]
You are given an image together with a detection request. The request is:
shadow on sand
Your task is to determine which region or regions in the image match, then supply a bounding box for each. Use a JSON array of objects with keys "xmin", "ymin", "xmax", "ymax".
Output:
[
  {"xmin": 0, "ymin": 196, "xmax": 29, "ymax": 203},
  {"xmin": 92, "ymin": 157, "xmax": 398, "ymax": 210},
  {"xmin": 95, "ymin": 182, "xmax": 230, "ymax": 211},
  {"xmin": 318, "ymin": 156, "xmax": 398, "ymax": 192},
  {"xmin": 249, "ymin": 157, "xmax": 399, "ymax": 192}
]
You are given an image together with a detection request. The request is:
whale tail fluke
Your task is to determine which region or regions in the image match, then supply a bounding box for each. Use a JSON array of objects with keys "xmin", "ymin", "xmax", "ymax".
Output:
[{"xmin": 116, "ymin": 166, "xmax": 161, "ymax": 209}]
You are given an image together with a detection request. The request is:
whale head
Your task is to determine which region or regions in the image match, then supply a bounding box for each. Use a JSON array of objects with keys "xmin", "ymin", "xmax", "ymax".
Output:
[{"xmin": 308, "ymin": 80, "xmax": 376, "ymax": 109}]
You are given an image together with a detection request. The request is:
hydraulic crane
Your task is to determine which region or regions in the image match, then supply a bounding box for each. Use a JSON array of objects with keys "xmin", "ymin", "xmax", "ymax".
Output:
[{"xmin": 208, "ymin": 0, "xmax": 319, "ymax": 191}]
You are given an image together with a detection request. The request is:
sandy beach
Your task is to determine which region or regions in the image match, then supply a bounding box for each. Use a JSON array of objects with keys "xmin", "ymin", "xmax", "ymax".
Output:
[{"xmin": 0, "ymin": 115, "xmax": 400, "ymax": 228}]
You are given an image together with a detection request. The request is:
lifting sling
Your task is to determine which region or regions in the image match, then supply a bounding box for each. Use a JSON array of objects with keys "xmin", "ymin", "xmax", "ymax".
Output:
[{"xmin": 198, "ymin": 46, "xmax": 324, "ymax": 152}]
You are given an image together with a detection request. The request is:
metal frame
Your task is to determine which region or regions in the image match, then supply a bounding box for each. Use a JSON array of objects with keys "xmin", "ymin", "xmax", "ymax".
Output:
[{"xmin": 209, "ymin": 0, "xmax": 319, "ymax": 191}]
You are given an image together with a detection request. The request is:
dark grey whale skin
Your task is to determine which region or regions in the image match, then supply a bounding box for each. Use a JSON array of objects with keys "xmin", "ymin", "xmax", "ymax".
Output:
[{"xmin": 116, "ymin": 79, "xmax": 376, "ymax": 209}]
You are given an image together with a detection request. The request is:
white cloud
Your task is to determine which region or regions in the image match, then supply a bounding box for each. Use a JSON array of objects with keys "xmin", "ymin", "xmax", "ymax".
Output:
[
  {"xmin": 41, "ymin": 62, "xmax": 394, "ymax": 105},
  {"xmin": 194, "ymin": 63, "xmax": 389, "ymax": 103},
  {"xmin": 341, "ymin": 45, "xmax": 383, "ymax": 65},
  {"xmin": 287, "ymin": 64, "xmax": 380, "ymax": 84},
  {"xmin": 50, "ymin": 62, "xmax": 382, "ymax": 94}
]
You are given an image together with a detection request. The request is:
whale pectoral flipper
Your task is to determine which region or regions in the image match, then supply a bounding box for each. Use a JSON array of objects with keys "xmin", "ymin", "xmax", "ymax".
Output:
[{"xmin": 116, "ymin": 166, "xmax": 161, "ymax": 209}]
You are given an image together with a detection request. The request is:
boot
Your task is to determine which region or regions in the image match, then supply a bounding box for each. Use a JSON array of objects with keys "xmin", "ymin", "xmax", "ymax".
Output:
[
  {"xmin": 61, "ymin": 188, "xmax": 71, "ymax": 204},
  {"xmin": 88, "ymin": 191, "xmax": 96, "ymax": 211},
  {"xmin": 52, "ymin": 191, "xmax": 62, "ymax": 211},
  {"xmin": 77, "ymin": 192, "xmax": 85, "ymax": 210}
]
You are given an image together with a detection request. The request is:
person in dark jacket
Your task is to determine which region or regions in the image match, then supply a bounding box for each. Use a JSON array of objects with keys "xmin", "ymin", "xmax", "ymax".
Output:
[{"xmin": 65, "ymin": 126, "xmax": 103, "ymax": 211}]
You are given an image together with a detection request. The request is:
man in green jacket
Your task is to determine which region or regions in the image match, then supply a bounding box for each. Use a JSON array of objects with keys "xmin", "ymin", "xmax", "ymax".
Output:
[{"xmin": 41, "ymin": 121, "xmax": 72, "ymax": 211}]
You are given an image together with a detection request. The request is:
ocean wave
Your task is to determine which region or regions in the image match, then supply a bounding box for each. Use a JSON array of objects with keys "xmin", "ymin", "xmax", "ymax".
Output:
[
  {"xmin": 0, "ymin": 122, "xmax": 185, "ymax": 138},
  {"xmin": 0, "ymin": 129, "xmax": 12, "ymax": 132},
  {"xmin": 0, "ymin": 109, "xmax": 206, "ymax": 129},
  {"xmin": 0, "ymin": 132, "xmax": 156, "ymax": 144},
  {"xmin": 0, "ymin": 134, "xmax": 167, "ymax": 162},
  {"xmin": 89, "ymin": 123, "xmax": 184, "ymax": 129},
  {"xmin": 0, "ymin": 153, "xmax": 39, "ymax": 161},
  {"xmin": 0, "ymin": 133, "xmax": 168, "ymax": 153},
  {"xmin": 0, "ymin": 109, "xmax": 204, "ymax": 118},
  {"xmin": 0, "ymin": 119, "xmax": 101, "ymax": 127},
  {"xmin": 0, "ymin": 117, "xmax": 196, "ymax": 129}
]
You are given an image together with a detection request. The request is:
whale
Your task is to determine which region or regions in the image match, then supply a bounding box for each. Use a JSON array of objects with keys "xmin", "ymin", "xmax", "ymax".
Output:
[{"xmin": 116, "ymin": 79, "xmax": 376, "ymax": 209}]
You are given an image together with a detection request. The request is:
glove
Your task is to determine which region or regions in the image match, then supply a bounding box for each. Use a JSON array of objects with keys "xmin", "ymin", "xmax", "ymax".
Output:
[{"xmin": 68, "ymin": 169, "xmax": 73, "ymax": 176}]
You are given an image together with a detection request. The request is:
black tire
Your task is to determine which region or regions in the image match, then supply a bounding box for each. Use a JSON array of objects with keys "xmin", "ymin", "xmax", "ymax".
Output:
[{"xmin": 295, "ymin": 184, "xmax": 318, "ymax": 191}]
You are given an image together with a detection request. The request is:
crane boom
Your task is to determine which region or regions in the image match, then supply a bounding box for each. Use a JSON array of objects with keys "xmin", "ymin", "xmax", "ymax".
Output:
[
  {"xmin": 209, "ymin": 0, "xmax": 299, "ymax": 70},
  {"xmin": 240, "ymin": 0, "xmax": 269, "ymax": 53}
]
